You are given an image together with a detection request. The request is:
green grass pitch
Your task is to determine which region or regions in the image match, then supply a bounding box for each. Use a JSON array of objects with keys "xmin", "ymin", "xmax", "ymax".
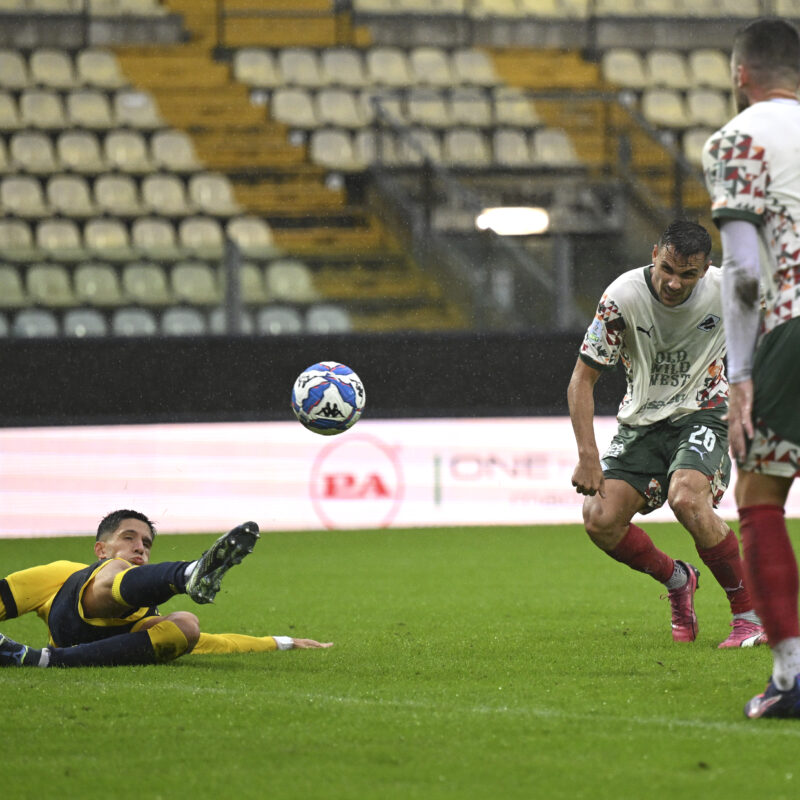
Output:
[{"xmin": 3, "ymin": 521, "xmax": 800, "ymax": 800}]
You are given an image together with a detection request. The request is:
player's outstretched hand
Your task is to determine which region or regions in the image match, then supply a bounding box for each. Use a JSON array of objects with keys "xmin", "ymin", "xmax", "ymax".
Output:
[{"xmin": 292, "ymin": 638, "xmax": 333, "ymax": 648}]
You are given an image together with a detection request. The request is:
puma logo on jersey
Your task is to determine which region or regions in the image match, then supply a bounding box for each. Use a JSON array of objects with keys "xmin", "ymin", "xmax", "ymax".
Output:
[
  {"xmin": 636, "ymin": 324, "xmax": 654, "ymax": 338},
  {"xmin": 697, "ymin": 314, "xmax": 720, "ymax": 332}
]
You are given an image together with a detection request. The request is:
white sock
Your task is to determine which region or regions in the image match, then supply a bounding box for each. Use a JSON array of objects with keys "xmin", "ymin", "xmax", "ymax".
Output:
[
  {"xmin": 664, "ymin": 561, "xmax": 688, "ymax": 591},
  {"xmin": 733, "ymin": 611, "xmax": 761, "ymax": 624},
  {"xmin": 772, "ymin": 637, "xmax": 800, "ymax": 690},
  {"xmin": 38, "ymin": 648, "xmax": 50, "ymax": 668},
  {"xmin": 184, "ymin": 561, "xmax": 198, "ymax": 580}
]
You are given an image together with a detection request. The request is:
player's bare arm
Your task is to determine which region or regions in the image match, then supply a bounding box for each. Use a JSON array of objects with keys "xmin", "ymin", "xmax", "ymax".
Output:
[
  {"xmin": 567, "ymin": 357, "xmax": 606, "ymax": 498},
  {"xmin": 292, "ymin": 638, "xmax": 333, "ymax": 649},
  {"xmin": 718, "ymin": 218, "xmax": 761, "ymax": 460}
]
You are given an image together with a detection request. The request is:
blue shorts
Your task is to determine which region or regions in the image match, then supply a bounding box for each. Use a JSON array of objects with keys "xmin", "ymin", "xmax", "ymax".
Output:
[{"xmin": 47, "ymin": 559, "xmax": 159, "ymax": 647}]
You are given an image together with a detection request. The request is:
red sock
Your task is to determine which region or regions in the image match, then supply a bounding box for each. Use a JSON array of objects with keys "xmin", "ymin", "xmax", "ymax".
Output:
[
  {"xmin": 696, "ymin": 529, "xmax": 752, "ymax": 615},
  {"xmin": 608, "ymin": 523, "xmax": 675, "ymax": 583},
  {"xmin": 739, "ymin": 505, "xmax": 800, "ymax": 643}
]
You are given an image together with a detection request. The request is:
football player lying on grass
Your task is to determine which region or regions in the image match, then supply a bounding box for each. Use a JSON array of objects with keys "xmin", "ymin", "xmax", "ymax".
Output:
[{"xmin": 0, "ymin": 509, "xmax": 332, "ymax": 667}]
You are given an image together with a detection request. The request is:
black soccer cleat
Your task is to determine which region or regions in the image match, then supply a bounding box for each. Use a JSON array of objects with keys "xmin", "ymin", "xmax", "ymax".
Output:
[
  {"xmin": 744, "ymin": 675, "xmax": 800, "ymax": 719},
  {"xmin": 185, "ymin": 521, "xmax": 260, "ymax": 604},
  {"xmin": 0, "ymin": 632, "xmax": 31, "ymax": 667}
]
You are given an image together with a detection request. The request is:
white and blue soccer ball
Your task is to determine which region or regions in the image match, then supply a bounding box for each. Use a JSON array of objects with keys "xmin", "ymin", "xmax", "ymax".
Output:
[{"xmin": 291, "ymin": 361, "xmax": 365, "ymax": 435}]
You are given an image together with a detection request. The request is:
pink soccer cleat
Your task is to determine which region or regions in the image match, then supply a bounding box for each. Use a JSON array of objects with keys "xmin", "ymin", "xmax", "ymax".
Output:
[
  {"xmin": 667, "ymin": 560, "xmax": 700, "ymax": 642},
  {"xmin": 718, "ymin": 619, "xmax": 768, "ymax": 649}
]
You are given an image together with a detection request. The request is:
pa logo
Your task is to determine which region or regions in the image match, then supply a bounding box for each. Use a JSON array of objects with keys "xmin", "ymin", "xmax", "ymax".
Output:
[{"xmin": 697, "ymin": 314, "xmax": 720, "ymax": 332}]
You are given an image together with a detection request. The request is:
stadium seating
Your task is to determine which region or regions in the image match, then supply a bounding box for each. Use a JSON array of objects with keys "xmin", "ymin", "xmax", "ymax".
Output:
[
  {"xmin": 232, "ymin": 49, "xmax": 282, "ymax": 89},
  {"xmin": 187, "ymin": 173, "xmax": 243, "ymax": 216},
  {"xmin": 687, "ymin": 88, "xmax": 730, "ymax": 128},
  {"xmin": 255, "ymin": 305, "xmax": 304, "ymax": 335},
  {"xmin": 310, "ymin": 128, "xmax": 365, "ymax": 172},
  {"xmin": 170, "ymin": 261, "xmax": 222, "ymax": 306},
  {"xmin": 94, "ymin": 173, "xmax": 145, "ymax": 216},
  {"xmin": 0, "ymin": 7, "xmax": 736, "ymax": 339},
  {"xmin": 30, "ymin": 49, "xmax": 78, "ymax": 89},
  {"xmin": 235, "ymin": 262, "xmax": 271, "ymax": 304},
  {"xmin": 36, "ymin": 219, "xmax": 87, "ymax": 262},
  {"xmin": 645, "ymin": 50, "xmax": 691, "ymax": 90},
  {"xmin": 225, "ymin": 216, "xmax": 279, "ymax": 260},
  {"xmin": 113, "ymin": 90, "xmax": 165, "ymax": 129},
  {"xmin": 682, "ymin": 126, "xmax": 712, "ymax": 165},
  {"xmin": 84, "ymin": 218, "xmax": 137, "ymax": 261},
  {"xmin": 208, "ymin": 307, "xmax": 255, "ymax": 335},
  {"xmin": 178, "ymin": 216, "xmax": 225, "ymax": 259},
  {"xmin": 321, "ymin": 49, "xmax": 369, "ymax": 88},
  {"xmin": 0, "ymin": 51, "xmax": 30, "ymax": 90},
  {"xmin": 0, "ymin": 265, "xmax": 28, "ymax": 309},
  {"xmin": 493, "ymin": 127, "xmax": 532, "ymax": 167},
  {"xmin": 306, "ymin": 304, "xmax": 353, "ymax": 333},
  {"xmin": 26, "ymin": 263, "xmax": 76, "ymax": 307},
  {"xmin": 270, "ymin": 87, "xmax": 320, "ymax": 128},
  {"xmin": 73, "ymin": 263, "xmax": 125, "ymax": 307},
  {"xmin": 531, "ymin": 127, "xmax": 580, "ymax": 165},
  {"xmin": 57, "ymin": 130, "xmax": 107, "ymax": 173},
  {"xmin": 131, "ymin": 217, "xmax": 184, "ymax": 261},
  {"xmin": 443, "ymin": 128, "xmax": 493, "ymax": 167},
  {"xmin": 75, "ymin": 49, "xmax": 129, "ymax": 89},
  {"xmin": 278, "ymin": 48, "xmax": 326, "ymax": 88},
  {"xmin": 409, "ymin": 47, "xmax": 456, "ymax": 88},
  {"xmin": 121, "ymin": 262, "xmax": 173, "ymax": 305},
  {"xmin": 46, "ymin": 174, "xmax": 97, "ymax": 217},
  {"xmin": 20, "ymin": 90, "xmax": 67, "ymax": 129},
  {"xmin": 66, "ymin": 90, "xmax": 116, "ymax": 129},
  {"xmin": 12, "ymin": 308, "xmax": 60, "ymax": 337},
  {"xmin": 151, "ymin": 129, "xmax": 203, "ymax": 172},
  {"xmin": 0, "ymin": 93, "xmax": 21, "ymax": 131},
  {"xmin": 105, "ymin": 130, "xmax": 156, "ymax": 173},
  {"xmin": 0, "ymin": 219, "xmax": 40, "ymax": 261},
  {"xmin": 161, "ymin": 307, "xmax": 207, "ymax": 336},
  {"xmin": 687, "ymin": 49, "xmax": 731, "ymax": 91},
  {"xmin": 9, "ymin": 131, "xmax": 59, "ymax": 173},
  {"xmin": 265, "ymin": 259, "xmax": 319, "ymax": 303},
  {"xmin": 141, "ymin": 174, "xmax": 194, "ymax": 216},
  {"xmin": 63, "ymin": 308, "xmax": 108, "ymax": 337},
  {"xmin": 111, "ymin": 307, "xmax": 158, "ymax": 336}
]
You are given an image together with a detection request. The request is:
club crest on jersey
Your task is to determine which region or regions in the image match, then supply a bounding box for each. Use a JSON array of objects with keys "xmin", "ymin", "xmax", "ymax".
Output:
[{"xmin": 697, "ymin": 314, "xmax": 720, "ymax": 332}]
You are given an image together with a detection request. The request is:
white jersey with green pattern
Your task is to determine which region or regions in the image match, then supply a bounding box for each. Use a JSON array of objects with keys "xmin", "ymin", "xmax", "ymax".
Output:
[
  {"xmin": 703, "ymin": 98, "xmax": 800, "ymax": 336},
  {"xmin": 580, "ymin": 265, "xmax": 728, "ymax": 427}
]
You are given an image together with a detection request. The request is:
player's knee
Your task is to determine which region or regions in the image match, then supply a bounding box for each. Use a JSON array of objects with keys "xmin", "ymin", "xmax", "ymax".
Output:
[
  {"xmin": 143, "ymin": 613, "xmax": 200, "ymax": 662},
  {"xmin": 667, "ymin": 479, "xmax": 702, "ymax": 521},
  {"xmin": 582, "ymin": 497, "xmax": 621, "ymax": 550},
  {"xmin": 165, "ymin": 611, "xmax": 201, "ymax": 652}
]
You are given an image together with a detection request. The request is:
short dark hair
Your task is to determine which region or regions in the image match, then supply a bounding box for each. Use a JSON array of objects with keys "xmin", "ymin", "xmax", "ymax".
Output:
[
  {"xmin": 96, "ymin": 509, "xmax": 156, "ymax": 542},
  {"xmin": 733, "ymin": 17, "xmax": 800, "ymax": 87},
  {"xmin": 657, "ymin": 219, "xmax": 712, "ymax": 259}
]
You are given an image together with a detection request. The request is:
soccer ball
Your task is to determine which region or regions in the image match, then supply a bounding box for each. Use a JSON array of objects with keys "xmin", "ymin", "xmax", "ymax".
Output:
[{"xmin": 291, "ymin": 361, "xmax": 365, "ymax": 435}]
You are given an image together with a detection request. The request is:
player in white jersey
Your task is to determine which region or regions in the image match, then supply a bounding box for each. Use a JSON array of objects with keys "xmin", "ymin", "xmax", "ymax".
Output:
[
  {"xmin": 702, "ymin": 17, "xmax": 800, "ymax": 719},
  {"xmin": 568, "ymin": 220, "xmax": 765, "ymax": 648}
]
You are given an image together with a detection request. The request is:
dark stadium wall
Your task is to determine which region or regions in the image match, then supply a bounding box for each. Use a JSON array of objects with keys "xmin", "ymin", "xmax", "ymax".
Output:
[{"xmin": 0, "ymin": 333, "xmax": 626, "ymax": 427}]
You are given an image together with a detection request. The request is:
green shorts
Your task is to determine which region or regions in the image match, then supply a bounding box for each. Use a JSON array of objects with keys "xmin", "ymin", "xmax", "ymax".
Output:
[
  {"xmin": 742, "ymin": 317, "xmax": 800, "ymax": 478},
  {"xmin": 601, "ymin": 408, "xmax": 732, "ymax": 511}
]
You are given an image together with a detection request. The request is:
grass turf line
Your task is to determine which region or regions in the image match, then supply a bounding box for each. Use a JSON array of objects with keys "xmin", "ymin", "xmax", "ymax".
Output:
[{"xmin": 2, "ymin": 522, "xmax": 800, "ymax": 800}]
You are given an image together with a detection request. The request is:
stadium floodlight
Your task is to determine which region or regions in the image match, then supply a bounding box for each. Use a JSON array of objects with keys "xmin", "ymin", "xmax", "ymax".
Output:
[{"xmin": 475, "ymin": 206, "xmax": 549, "ymax": 236}]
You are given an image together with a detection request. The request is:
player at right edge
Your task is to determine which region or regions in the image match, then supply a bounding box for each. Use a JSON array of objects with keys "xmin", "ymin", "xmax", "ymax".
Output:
[{"xmin": 702, "ymin": 17, "xmax": 800, "ymax": 719}]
